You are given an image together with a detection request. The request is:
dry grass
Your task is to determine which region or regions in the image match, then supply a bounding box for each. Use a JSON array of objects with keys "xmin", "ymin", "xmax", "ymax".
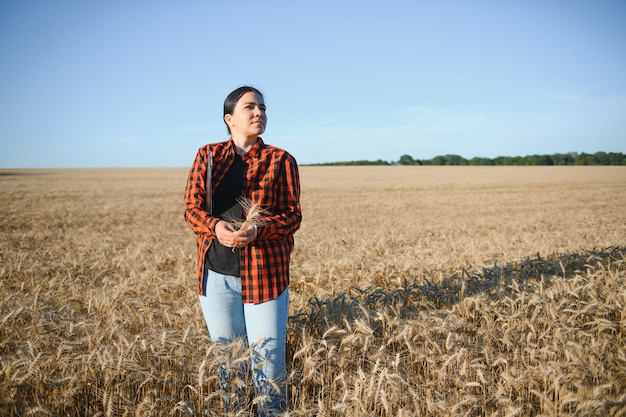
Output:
[{"xmin": 1, "ymin": 166, "xmax": 625, "ymax": 416}]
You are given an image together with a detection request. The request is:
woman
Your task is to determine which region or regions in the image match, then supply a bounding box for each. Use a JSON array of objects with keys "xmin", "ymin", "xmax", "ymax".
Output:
[{"xmin": 184, "ymin": 86, "xmax": 301, "ymax": 416}]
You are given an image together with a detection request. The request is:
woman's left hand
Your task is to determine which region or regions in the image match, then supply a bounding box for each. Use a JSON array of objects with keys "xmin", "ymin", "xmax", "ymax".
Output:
[{"xmin": 233, "ymin": 224, "xmax": 257, "ymax": 248}]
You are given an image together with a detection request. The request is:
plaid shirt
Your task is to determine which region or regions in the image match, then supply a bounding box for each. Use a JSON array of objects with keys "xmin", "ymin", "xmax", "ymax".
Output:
[{"xmin": 184, "ymin": 138, "xmax": 302, "ymax": 303}]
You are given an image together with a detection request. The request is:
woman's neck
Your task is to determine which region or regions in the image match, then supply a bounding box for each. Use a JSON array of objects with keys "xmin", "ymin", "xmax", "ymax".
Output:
[{"xmin": 232, "ymin": 135, "xmax": 258, "ymax": 155}]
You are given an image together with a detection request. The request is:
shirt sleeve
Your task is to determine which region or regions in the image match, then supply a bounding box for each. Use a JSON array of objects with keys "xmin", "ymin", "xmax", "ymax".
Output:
[
  {"xmin": 183, "ymin": 146, "xmax": 221, "ymax": 237},
  {"xmin": 256, "ymin": 152, "xmax": 302, "ymax": 241}
]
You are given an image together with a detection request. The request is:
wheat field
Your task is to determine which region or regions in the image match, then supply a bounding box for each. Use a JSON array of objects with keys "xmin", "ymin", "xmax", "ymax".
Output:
[{"xmin": 1, "ymin": 166, "xmax": 625, "ymax": 416}]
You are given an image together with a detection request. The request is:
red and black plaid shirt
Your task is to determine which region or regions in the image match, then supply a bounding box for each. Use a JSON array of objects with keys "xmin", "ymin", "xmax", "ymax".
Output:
[{"xmin": 184, "ymin": 138, "xmax": 302, "ymax": 303}]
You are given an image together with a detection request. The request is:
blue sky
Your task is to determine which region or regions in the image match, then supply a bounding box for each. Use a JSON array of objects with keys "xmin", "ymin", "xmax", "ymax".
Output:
[{"xmin": 1, "ymin": 0, "xmax": 625, "ymax": 168}]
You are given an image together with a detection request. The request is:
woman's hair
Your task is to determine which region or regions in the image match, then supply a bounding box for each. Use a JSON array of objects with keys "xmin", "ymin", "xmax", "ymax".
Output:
[{"xmin": 223, "ymin": 86, "xmax": 264, "ymax": 134}]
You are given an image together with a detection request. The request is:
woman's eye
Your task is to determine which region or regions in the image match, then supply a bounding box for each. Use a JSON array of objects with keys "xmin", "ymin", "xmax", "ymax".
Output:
[{"xmin": 242, "ymin": 104, "xmax": 266, "ymax": 111}]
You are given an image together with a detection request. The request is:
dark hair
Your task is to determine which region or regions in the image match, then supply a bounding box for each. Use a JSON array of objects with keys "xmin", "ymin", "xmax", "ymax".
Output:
[{"xmin": 223, "ymin": 86, "xmax": 264, "ymax": 134}]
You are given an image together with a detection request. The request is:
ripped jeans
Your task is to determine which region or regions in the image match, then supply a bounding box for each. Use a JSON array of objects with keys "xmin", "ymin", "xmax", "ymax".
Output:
[{"xmin": 199, "ymin": 269, "xmax": 289, "ymax": 416}]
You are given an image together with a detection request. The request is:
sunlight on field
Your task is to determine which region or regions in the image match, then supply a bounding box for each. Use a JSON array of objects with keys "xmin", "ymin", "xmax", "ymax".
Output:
[
  {"xmin": 1, "ymin": 166, "xmax": 625, "ymax": 416},
  {"xmin": 293, "ymin": 166, "xmax": 626, "ymax": 297}
]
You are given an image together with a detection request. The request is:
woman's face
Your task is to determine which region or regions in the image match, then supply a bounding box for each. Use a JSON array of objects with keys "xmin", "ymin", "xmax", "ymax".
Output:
[{"xmin": 224, "ymin": 91, "xmax": 267, "ymax": 138}]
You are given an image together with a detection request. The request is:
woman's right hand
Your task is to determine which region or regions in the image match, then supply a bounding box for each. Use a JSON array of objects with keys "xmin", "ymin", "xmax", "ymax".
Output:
[{"xmin": 215, "ymin": 220, "xmax": 238, "ymax": 248}]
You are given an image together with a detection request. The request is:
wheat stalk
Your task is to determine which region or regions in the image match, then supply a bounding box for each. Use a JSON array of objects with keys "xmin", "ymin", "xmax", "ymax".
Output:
[
  {"xmin": 222, "ymin": 196, "xmax": 270, "ymax": 252},
  {"xmin": 223, "ymin": 196, "xmax": 269, "ymax": 231}
]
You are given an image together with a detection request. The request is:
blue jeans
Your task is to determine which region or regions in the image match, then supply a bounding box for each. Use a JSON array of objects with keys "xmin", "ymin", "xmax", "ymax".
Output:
[{"xmin": 199, "ymin": 269, "xmax": 289, "ymax": 416}]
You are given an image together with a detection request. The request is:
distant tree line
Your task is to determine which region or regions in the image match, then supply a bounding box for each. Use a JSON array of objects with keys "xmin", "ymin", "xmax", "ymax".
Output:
[
  {"xmin": 309, "ymin": 152, "xmax": 626, "ymax": 166},
  {"xmin": 310, "ymin": 159, "xmax": 392, "ymax": 166}
]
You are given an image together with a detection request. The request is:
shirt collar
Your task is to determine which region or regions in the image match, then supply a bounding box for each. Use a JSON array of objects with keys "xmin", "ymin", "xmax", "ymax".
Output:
[{"xmin": 228, "ymin": 137, "xmax": 265, "ymax": 161}]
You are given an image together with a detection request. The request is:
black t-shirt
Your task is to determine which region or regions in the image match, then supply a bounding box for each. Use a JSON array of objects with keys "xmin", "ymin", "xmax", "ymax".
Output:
[{"xmin": 204, "ymin": 154, "xmax": 245, "ymax": 277}]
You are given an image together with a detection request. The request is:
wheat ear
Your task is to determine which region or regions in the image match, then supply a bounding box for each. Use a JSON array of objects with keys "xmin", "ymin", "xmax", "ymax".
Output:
[{"xmin": 224, "ymin": 197, "xmax": 270, "ymax": 251}]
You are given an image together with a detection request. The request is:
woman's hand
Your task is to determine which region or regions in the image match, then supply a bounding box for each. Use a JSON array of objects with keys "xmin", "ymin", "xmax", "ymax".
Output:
[{"xmin": 215, "ymin": 221, "xmax": 257, "ymax": 249}]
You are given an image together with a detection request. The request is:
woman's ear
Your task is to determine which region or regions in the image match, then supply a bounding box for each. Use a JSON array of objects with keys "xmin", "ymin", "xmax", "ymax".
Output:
[{"xmin": 224, "ymin": 114, "xmax": 233, "ymax": 129}]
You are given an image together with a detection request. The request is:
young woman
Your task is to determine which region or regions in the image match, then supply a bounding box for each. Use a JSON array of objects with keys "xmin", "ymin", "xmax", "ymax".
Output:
[{"xmin": 184, "ymin": 86, "xmax": 301, "ymax": 415}]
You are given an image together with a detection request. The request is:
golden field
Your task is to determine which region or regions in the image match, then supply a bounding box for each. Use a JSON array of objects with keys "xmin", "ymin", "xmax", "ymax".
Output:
[{"xmin": 1, "ymin": 166, "xmax": 625, "ymax": 416}]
